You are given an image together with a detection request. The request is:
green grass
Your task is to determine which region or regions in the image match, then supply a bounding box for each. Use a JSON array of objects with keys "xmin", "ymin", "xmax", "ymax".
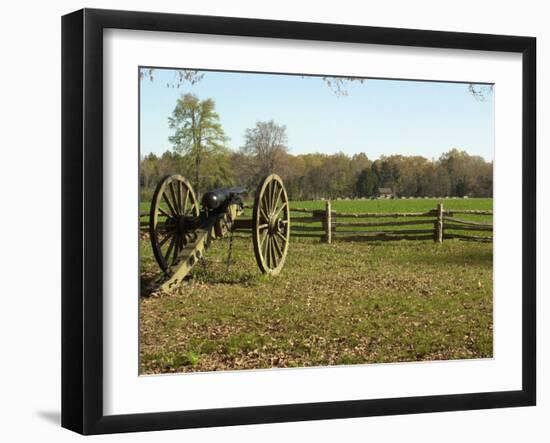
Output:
[{"xmin": 140, "ymin": 198, "xmax": 493, "ymax": 374}]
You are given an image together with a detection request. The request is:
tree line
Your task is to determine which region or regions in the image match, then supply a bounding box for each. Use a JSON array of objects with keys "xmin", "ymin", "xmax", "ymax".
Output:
[
  {"xmin": 140, "ymin": 93, "xmax": 492, "ymax": 201},
  {"xmin": 141, "ymin": 147, "xmax": 492, "ymax": 201}
]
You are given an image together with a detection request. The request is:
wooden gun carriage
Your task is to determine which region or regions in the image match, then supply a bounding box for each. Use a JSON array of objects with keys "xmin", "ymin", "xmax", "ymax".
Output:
[{"xmin": 148, "ymin": 174, "xmax": 290, "ymax": 291}]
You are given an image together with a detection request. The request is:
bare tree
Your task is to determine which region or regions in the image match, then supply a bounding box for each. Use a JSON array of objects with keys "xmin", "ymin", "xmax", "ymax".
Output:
[
  {"xmin": 320, "ymin": 76, "xmax": 366, "ymax": 96},
  {"xmin": 141, "ymin": 67, "xmax": 366, "ymax": 97},
  {"xmin": 241, "ymin": 120, "xmax": 289, "ymax": 178}
]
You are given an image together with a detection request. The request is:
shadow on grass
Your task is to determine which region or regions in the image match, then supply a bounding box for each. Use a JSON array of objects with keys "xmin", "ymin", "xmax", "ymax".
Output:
[
  {"xmin": 140, "ymin": 264, "xmax": 263, "ymax": 297},
  {"xmin": 334, "ymin": 235, "xmax": 434, "ymax": 243},
  {"xmin": 328, "ymin": 237, "xmax": 492, "ymax": 269},
  {"xmin": 412, "ymin": 247, "xmax": 493, "ymax": 269},
  {"xmin": 140, "ymin": 272, "xmax": 165, "ymax": 297},
  {"xmin": 190, "ymin": 265, "xmax": 263, "ymax": 286}
]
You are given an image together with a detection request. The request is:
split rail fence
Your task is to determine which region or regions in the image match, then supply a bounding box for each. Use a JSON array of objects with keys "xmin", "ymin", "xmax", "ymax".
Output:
[
  {"xmin": 140, "ymin": 202, "xmax": 493, "ymax": 244},
  {"xmin": 289, "ymin": 202, "xmax": 493, "ymax": 243}
]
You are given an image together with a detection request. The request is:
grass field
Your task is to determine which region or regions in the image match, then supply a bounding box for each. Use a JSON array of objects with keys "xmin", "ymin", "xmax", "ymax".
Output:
[{"xmin": 140, "ymin": 198, "xmax": 493, "ymax": 374}]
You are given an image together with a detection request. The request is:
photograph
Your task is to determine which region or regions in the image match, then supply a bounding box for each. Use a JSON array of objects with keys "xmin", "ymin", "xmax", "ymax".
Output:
[
  {"xmin": 54, "ymin": 4, "xmax": 539, "ymax": 437},
  {"xmin": 138, "ymin": 67, "xmax": 494, "ymax": 375}
]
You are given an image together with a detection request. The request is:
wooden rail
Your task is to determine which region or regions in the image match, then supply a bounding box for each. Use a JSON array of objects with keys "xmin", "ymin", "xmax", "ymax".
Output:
[
  {"xmin": 289, "ymin": 202, "xmax": 493, "ymax": 243},
  {"xmin": 140, "ymin": 202, "xmax": 493, "ymax": 244}
]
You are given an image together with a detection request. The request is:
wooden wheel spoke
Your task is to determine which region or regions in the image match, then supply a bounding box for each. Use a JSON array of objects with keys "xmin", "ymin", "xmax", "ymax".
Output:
[
  {"xmin": 262, "ymin": 232, "xmax": 270, "ymax": 264},
  {"xmin": 264, "ymin": 181, "xmax": 272, "ymax": 214},
  {"xmin": 273, "ymin": 201, "xmax": 287, "ymax": 220},
  {"xmin": 266, "ymin": 181, "xmax": 273, "ymax": 213},
  {"xmin": 268, "ymin": 236, "xmax": 275, "ymax": 268},
  {"xmin": 158, "ymin": 230, "xmax": 175, "ymax": 247},
  {"xmin": 258, "ymin": 223, "xmax": 269, "ymax": 230},
  {"xmin": 181, "ymin": 189, "xmax": 189, "ymax": 215},
  {"xmin": 275, "ymin": 230, "xmax": 287, "ymax": 242},
  {"xmin": 162, "ymin": 191, "xmax": 178, "ymax": 217},
  {"xmin": 259, "ymin": 229, "xmax": 268, "ymax": 247},
  {"xmin": 169, "ymin": 182, "xmax": 180, "ymax": 214},
  {"xmin": 270, "ymin": 237, "xmax": 279, "ymax": 267},
  {"xmin": 259, "ymin": 206, "xmax": 269, "ymax": 222},
  {"xmin": 178, "ymin": 181, "xmax": 185, "ymax": 215},
  {"xmin": 272, "ymin": 186, "xmax": 282, "ymax": 214},
  {"xmin": 171, "ymin": 232, "xmax": 181, "ymax": 265},
  {"xmin": 164, "ymin": 235, "xmax": 177, "ymax": 263},
  {"xmin": 158, "ymin": 207, "xmax": 173, "ymax": 219},
  {"xmin": 261, "ymin": 197, "xmax": 269, "ymax": 217},
  {"xmin": 271, "ymin": 182, "xmax": 279, "ymax": 213},
  {"xmin": 272, "ymin": 235, "xmax": 284, "ymax": 258},
  {"xmin": 263, "ymin": 182, "xmax": 274, "ymax": 215}
]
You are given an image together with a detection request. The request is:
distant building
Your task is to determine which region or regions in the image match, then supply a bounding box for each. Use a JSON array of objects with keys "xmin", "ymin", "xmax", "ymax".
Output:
[{"xmin": 377, "ymin": 187, "xmax": 393, "ymax": 199}]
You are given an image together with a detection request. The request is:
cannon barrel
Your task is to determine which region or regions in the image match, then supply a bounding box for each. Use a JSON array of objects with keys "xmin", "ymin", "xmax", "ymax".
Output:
[{"xmin": 202, "ymin": 186, "xmax": 246, "ymax": 210}]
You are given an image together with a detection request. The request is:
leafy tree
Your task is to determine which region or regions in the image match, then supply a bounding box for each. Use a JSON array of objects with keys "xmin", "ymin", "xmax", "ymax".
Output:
[
  {"xmin": 140, "ymin": 148, "xmax": 493, "ymax": 201},
  {"xmin": 168, "ymin": 93, "xmax": 228, "ymax": 194},
  {"xmin": 355, "ymin": 169, "xmax": 370, "ymax": 197},
  {"xmin": 140, "ymin": 153, "xmax": 158, "ymax": 188}
]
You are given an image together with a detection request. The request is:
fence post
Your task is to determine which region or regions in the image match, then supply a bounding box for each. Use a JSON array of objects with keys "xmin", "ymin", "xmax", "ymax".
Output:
[
  {"xmin": 434, "ymin": 203, "xmax": 444, "ymax": 243},
  {"xmin": 325, "ymin": 200, "xmax": 332, "ymax": 244}
]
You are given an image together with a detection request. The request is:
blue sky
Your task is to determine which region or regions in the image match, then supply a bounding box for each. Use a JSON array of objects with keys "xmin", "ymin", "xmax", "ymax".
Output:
[{"xmin": 139, "ymin": 68, "xmax": 494, "ymax": 161}]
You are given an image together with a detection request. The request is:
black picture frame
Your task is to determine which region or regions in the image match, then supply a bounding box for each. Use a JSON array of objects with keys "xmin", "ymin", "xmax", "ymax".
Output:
[{"xmin": 62, "ymin": 8, "xmax": 536, "ymax": 435}]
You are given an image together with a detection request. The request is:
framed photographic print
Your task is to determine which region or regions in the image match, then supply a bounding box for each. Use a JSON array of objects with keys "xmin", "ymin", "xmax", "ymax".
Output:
[{"xmin": 61, "ymin": 8, "xmax": 536, "ymax": 435}]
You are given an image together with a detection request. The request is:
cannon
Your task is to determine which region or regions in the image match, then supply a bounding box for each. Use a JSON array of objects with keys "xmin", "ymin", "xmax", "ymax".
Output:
[
  {"xmin": 148, "ymin": 174, "xmax": 290, "ymax": 291},
  {"xmin": 201, "ymin": 186, "xmax": 247, "ymax": 211}
]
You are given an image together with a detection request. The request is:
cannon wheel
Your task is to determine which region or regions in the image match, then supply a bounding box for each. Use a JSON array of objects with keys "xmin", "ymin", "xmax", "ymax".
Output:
[
  {"xmin": 149, "ymin": 175, "xmax": 200, "ymax": 274},
  {"xmin": 252, "ymin": 174, "xmax": 290, "ymax": 275}
]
